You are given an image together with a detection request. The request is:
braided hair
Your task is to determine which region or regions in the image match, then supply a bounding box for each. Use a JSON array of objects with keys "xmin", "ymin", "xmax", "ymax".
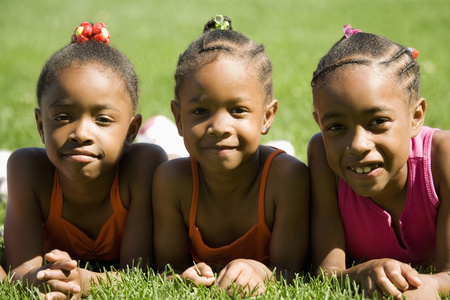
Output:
[
  {"xmin": 311, "ymin": 31, "xmax": 420, "ymax": 104},
  {"xmin": 37, "ymin": 39, "xmax": 139, "ymax": 114},
  {"xmin": 174, "ymin": 15, "xmax": 273, "ymax": 104}
]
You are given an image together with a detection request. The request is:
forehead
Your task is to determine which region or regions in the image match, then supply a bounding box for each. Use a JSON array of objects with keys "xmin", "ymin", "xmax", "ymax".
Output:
[
  {"xmin": 178, "ymin": 57, "xmax": 264, "ymax": 104},
  {"xmin": 41, "ymin": 64, "xmax": 131, "ymax": 111},
  {"xmin": 313, "ymin": 65, "xmax": 408, "ymax": 117}
]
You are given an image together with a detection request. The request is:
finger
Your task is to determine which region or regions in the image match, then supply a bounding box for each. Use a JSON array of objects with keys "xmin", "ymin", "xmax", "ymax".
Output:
[
  {"xmin": 384, "ymin": 264, "xmax": 410, "ymax": 291},
  {"xmin": 37, "ymin": 269, "xmax": 74, "ymax": 281},
  {"xmin": 42, "ymin": 279, "xmax": 81, "ymax": 295},
  {"xmin": 43, "ymin": 289, "xmax": 79, "ymax": 300},
  {"xmin": 181, "ymin": 267, "xmax": 215, "ymax": 286},
  {"xmin": 196, "ymin": 263, "xmax": 214, "ymax": 278},
  {"xmin": 374, "ymin": 275, "xmax": 402, "ymax": 299},
  {"xmin": 235, "ymin": 275, "xmax": 265, "ymax": 296},
  {"xmin": 400, "ymin": 264, "xmax": 422, "ymax": 288},
  {"xmin": 51, "ymin": 259, "xmax": 78, "ymax": 272},
  {"xmin": 217, "ymin": 266, "xmax": 240, "ymax": 289},
  {"xmin": 45, "ymin": 249, "xmax": 71, "ymax": 262}
]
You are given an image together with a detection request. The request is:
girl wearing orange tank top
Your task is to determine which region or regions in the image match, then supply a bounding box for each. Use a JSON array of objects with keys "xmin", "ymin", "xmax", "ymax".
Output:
[
  {"xmin": 153, "ymin": 15, "xmax": 310, "ymax": 295},
  {"xmin": 4, "ymin": 22, "xmax": 167, "ymax": 298}
]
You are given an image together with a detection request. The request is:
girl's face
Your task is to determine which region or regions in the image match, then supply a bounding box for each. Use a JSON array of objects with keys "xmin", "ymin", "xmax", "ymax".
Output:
[
  {"xmin": 35, "ymin": 64, "xmax": 140, "ymax": 180},
  {"xmin": 172, "ymin": 57, "xmax": 277, "ymax": 172},
  {"xmin": 313, "ymin": 65, "xmax": 424, "ymax": 200}
]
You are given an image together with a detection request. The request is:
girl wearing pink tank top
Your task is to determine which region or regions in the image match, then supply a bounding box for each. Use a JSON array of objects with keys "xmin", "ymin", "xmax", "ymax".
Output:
[{"xmin": 309, "ymin": 25, "xmax": 450, "ymax": 299}]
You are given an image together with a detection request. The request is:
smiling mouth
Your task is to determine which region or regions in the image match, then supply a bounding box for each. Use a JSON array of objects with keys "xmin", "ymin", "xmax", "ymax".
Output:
[{"xmin": 350, "ymin": 163, "xmax": 382, "ymax": 174}]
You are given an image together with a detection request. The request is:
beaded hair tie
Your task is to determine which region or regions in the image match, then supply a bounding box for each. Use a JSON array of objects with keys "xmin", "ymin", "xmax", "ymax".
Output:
[
  {"xmin": 343, "ymin": 24, "xmax": 362, "ymax": 38},
  {"xmin": 72, "ymin": 22, "xmax": 111, "ymax": 44}
]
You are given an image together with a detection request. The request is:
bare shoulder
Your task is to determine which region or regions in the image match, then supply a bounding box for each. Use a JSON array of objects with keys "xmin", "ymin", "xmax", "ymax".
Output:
[
  {"xmin": 431, "ymin": 129, "xmax": 450, "ymax": 155},
  {"xmin": 153, "ymin": 157, "xmax": 192, "ymax": 193},
  {"xmin": 263, "ymin": 146, "xmax": 309, "ymax": 181},
  {"xmin": 121, "ymin": 143, "xmax": 168, "ymax": 171},
  {"xmin": 307, "ymin": 132, "xmax": 326, "ymax": 160},
  {"xmin": 431, "ymin": 129, "xmax": 450, "ymax": 198},
  {"xmin": 153, "ymin": 157, "xmax": 193, "ymax": 222},
  {"xmin": 261, "ymin": 146, "xmax": 309, "ymax": 204},
  {"xmin": 8, "ymin": 147, "xmax": 54, "ymax": 189},
  {"xmin": 6, "ymin": 147, "xmax": 54, "ymax": 219}
]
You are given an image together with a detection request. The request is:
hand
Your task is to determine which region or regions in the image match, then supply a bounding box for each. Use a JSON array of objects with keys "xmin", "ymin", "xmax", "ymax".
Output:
[
  {"xmin": 181, "ymin": 262, "xmax": 215, "ymax": 286},
  {"xmin": 36, "ymin": 249, "xmax": 83, "ymax": 299},
  {"xmin": 350, "ymin": 258, "xmax": 422, "ymax": 299},
  {"xmin": 401, "ymin": 274, "xmax": 440, "ymax": 300},
  {"xmin": 217, "ymin": 259, "xmax": 272, "ymax": 296}
]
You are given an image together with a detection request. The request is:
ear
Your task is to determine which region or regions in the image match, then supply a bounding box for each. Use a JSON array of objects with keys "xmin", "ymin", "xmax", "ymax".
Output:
[
  {"xmin": 125, "ymin": 113, "xmax": 142, "ymax": 146},
  {"xmin": 411, "ymin": 97, "xmax": 426, "ymax": 138},
  {"xmin": 170, "ymin": 100, "xmax": 183, "ymax": 136},
  {"xmin": 261, "ymin": 99, "xmax": 278, "ymax": 135},
  {"xmin": 35, "ymin": 108, "xmax": 45, "ymax": 144}
]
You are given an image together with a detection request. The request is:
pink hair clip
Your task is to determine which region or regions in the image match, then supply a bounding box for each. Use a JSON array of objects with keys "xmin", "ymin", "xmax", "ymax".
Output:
[
  {"xmin": 407, "ymin": 47, "xmax": 419, "ymax": 60},
  {"xmin": 343, "ymin": 24, "xmax": 362, "ymax": 38}
]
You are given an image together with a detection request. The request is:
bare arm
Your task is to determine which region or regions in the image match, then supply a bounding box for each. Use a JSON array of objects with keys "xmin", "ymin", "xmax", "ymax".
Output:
[
  {"xmin": 152, "ymin": 159, "xmax": 214, "ymax": 282},
  {"xmin": 5, "ymin": 148, "xmax": 51, "ymax": 281},
  {"xmin": 408, "ymin": 130, "xmax": 450, "ymax": 298},
  {"xmin": 308, "ymin": 133, "xmax": 347, "ymax": 275},
  {"xmin": 268, "ymin": 152, "xmax": 310, "ymax": 281},
  {"xmin": 119, "ymin": 143, "xmax": 167, "ymax": 269}
]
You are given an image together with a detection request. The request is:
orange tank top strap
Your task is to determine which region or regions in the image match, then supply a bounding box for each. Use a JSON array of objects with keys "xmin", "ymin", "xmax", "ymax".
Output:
[
  {"xmin": 258, "ymin": 148, "xmax": 285, "ymax": 229},
  {"xmin": 189, "ymin": 156, "xmax": 199, "ymax": 229},
  {"xmin": 47, "ymin": 169, "xmax": 63, "ymax": 222},
  {"xmin": 109, "ymin": 169, "xmax": 127, "ymax": 216}
]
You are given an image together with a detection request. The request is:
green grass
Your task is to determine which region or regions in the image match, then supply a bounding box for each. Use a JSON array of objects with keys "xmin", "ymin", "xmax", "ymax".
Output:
[
  {"xmin": 1, "ymin": 0, "xmax": 450, "ymax": 298},
  {"xmin": 0, "ymin": 264, "xmax": 395, "ymax": 300}
]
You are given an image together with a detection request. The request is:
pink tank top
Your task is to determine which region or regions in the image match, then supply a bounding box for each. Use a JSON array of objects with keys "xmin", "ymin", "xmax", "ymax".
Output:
[
  {"xmin": 339, "ymin": 126, "xmax": 439, "ymax": 266},
  {"xmin": 188, "ymin": 149, "xmax": 284, "ymax": 269}
]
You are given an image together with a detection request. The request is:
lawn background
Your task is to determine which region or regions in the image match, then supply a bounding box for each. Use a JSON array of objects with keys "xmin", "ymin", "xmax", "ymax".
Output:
[{"xmin": 1, "ymin": 0, "xmax": 449, "ymax": 298}]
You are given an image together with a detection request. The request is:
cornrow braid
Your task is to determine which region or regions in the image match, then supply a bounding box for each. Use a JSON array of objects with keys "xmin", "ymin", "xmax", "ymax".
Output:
[
  {"xmin": 174, "ymin": 16, "xmax": 273, "ymax": 104},
  {"xmin": 312, "ymin": 32, "xmax": 420, "ymax": 103}
]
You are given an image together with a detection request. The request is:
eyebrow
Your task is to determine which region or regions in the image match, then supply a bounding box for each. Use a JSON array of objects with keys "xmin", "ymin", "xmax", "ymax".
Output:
[
  {"xmin": 187, "ymin": 96, "xmax": 250, "ymax": 106},
  {"xmin": 48, "ymin": 99, "xmax": 121, "ymax": 112},
  {"xmin": 320, "ymin": 106, "xmax": 394, "ymax": 123}
]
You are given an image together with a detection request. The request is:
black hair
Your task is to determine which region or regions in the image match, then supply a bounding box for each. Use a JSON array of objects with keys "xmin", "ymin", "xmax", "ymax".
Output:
[
  {"xmin": 311, "ymin": 31, "xmax": 420, "ymax": 103},
  {"xmin": 37, "ymin": 40, "xmax": 139, "ymax": 113},
  {"xmin": 174, "ymin": 15, "xmax": 273, "ymax": 104}
]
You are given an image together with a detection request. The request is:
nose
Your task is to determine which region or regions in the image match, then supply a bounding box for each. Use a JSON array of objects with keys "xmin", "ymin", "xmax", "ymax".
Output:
[
  {"xmin": 346, "ymin": 126, "xmax": 374, "ymax": 155},
  {"xmin": 68, "ymin": 118, "xmax": 94, "ymax": 144},
  {"xmin": 207, "ymin": 111, "xmax": 232, "ymax": 137}
]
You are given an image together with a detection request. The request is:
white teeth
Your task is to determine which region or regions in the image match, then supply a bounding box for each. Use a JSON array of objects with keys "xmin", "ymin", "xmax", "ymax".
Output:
[{"xmin": 352, "ymin": 165, "xmax": 378, "ymax": 174}]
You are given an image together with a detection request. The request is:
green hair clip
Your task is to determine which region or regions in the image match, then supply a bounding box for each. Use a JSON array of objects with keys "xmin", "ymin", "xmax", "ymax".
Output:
[{"xmin": 214, "ymin": 15, "xmax": 230, "ymax": 30}]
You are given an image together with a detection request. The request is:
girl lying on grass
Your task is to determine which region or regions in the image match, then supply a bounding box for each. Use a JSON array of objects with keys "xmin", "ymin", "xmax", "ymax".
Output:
[
  {"xmin": 5, "ymin": 21, "xmax": 167, "ymax": 299},
  {"xmin": 309, "ymin": 24, "xmax": 450, "ymax": 299},
  {"xmin": 153, "ymin": 15, "xmax": 310, "ymax": 295}
]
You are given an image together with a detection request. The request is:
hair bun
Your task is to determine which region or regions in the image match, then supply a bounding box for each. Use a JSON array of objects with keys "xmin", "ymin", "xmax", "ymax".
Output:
[
  {"xmin": 203, "ymin": 15, "xmax": 233, "ymax": 33},
  {"xmin": 72, "ymin": 22, "xmax": 111, "ymax": 44}
]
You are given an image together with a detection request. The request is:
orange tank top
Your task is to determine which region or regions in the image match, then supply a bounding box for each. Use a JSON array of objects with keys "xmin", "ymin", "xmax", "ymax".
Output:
[
  {"xmin": 188, "ymin": 149, "xmax": 284, "ymax": 269},
  {"xmin": 43, "ymin": 170, "xmax": 127, "ymax": 262}
]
